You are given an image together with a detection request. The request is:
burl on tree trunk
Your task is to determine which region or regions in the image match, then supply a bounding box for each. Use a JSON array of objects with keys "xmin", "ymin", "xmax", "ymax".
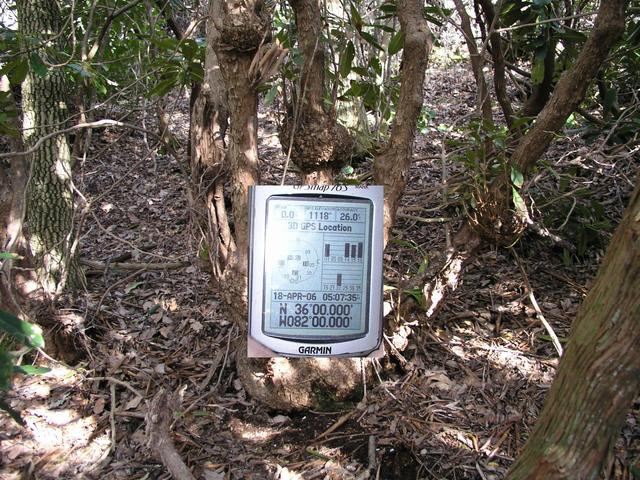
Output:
[
  {"xmin": 280, "ymin": 0, "xmax": 352, "ymax": 182},
  {"xmin": 206, "ymin": 0, "xmax": 364, "ymax": 411},
  {"xmin": 506, "ymin": 175, "xmax": 640, "ymax": 480}
]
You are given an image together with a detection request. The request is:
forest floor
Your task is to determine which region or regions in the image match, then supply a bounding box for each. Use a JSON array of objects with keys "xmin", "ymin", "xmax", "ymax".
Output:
[{"xmin": 1, "ymin": 63, "xmax": 639, "ymax": 480}]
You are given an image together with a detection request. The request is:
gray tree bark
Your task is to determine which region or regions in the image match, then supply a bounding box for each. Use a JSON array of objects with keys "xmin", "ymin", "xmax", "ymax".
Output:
[{"xmin": 17, "ymin": 0, "xmax": 79, "ymax": 295}]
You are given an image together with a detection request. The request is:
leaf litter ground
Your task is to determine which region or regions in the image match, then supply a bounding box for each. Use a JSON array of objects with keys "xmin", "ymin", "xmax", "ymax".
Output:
[{"xmin": 1, "ymin": 66, "xmax": 639, "ymax": 479}]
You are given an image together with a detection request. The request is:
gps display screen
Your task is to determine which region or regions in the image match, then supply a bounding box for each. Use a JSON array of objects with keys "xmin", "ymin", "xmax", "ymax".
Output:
[{"xmin": 262, "ymin": 196, "xmax": 373, "ymax": 340}]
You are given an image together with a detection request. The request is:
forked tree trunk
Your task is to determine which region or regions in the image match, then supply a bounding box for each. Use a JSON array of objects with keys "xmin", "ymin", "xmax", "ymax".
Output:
[
  {"xmin": 16, "ymin": 0, "xmax": 79, "ymax": 295},
  {"xmin": 373, "ymin": 0, "xmax": 432, "ymax": 244},
  {"xmin": 506, "ymin": 175, "xmax": 640, "ymax": 480},
  {"xmin": 206, "ymin": 0, "xmax": 433, "ymax": 411},
  {"xmin": 417, "ymin": 0, "xmax": 628, "ymax": 319},
  {"xmin": 199, "ymin": 0, "xmax": 366, "ymax": 412}
]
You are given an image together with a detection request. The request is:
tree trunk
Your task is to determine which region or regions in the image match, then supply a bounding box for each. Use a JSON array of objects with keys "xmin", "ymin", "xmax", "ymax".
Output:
[
  {"xmin": 0, "ymin": 77, "xmax": 25, "ymax": 254},
  {"xmin": 373, "ymin": 0, "xmax": 432, "ymax": 244},
  {"xmin": 0, "ymin": 76, "xmax": 27, "ymax": 316},
  {"xmin": 209, "ymin": 0, "xmax": 264, "ymax": 314},
  {"xmin": 17, "ymin": 0, "xmax": 79, "ymax": 295},
  {"xmin": 189, "ymin": 19, "xmax": 231, "ymax": 278},
  {"xmin": 506, "ymin": 174, "xmax": 640, "ymax": 480},
  {"xmin": 452, "ymin": 0, "xmax": 493, "ymax": 124},
  {"xmin": 478, "ymin": 0, "xmax": 515, "ymax": 128},
  {"xmin": 281, "ymin": 0, "xmax": 352, "ymax": 180}
]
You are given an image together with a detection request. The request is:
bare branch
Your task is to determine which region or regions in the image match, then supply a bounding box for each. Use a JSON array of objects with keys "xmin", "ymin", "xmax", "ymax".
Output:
[{"xmin": 0, "ymin": 120, "xmax": 163, "ymax": 160}]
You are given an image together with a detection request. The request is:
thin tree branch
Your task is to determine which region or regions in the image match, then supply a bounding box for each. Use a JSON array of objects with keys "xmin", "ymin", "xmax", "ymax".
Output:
[
  {"xmin": 0, "ymin": 120, "xmax": 162, "ymax": 159},
  {"xmin": 87, "ymin": 0, "xmax": 145, "ymax": 60},
  {"xmin": 496, "ymin": 11, "xmax": 597, "ymax": 33}
]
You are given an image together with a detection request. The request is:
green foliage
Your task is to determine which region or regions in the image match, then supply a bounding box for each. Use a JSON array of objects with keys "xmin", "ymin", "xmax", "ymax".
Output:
[
  {"xmin": 450, "ymin": 119, "xmax": 510, "ymax": 168},
  {"xmin": 498, "ymin": 0, "xmax": 592, "ymax": 94},
  {"xmin": 148, "ymin": 37, "xmax": 205, "ymax": 97},
  {"xmin": 446, "ymin": 119, "xmax": 534, "ymax": 221},
  {"xmin": 339, "ymin": 40, "xmax": 356, "ymax": 78},
  {"xmin": 565, "ymin": 199, "xmax": 611, "ymax": 258},
  {"xmin": 538, "ymin": 171, "xmax": 614, "ymax": 260},
  {"xmin": 0, "ymin": 90, "xmax": 19, "ymax": 137},
  {"xmin": 530, "ymin": 46, "xmax": 547, "ymax": 85},
  {"xmin": 578, "ymin": 12, "xmax": 640, "ymax": 145},
  {"xmin": 29, "ymin": 52, "xmax": 48, "ymax": 77},
  {"xmin": 0, "ymin": 308, "xmax": 50, "ymax": 426},
  {"xmin": 423, "ymin": 6, "xmax": 453, "ymax": 27},
  {"xmin": 387, "ymin": 31, "xmax": 403, "ymax": 55},
  {"xmin": 417, "ymin": 107, "xmax": 436, "ymax": 134},
  {"xmin": 0, "ymin": 310, "xmax": 45, "ymax": 349},
  {"xmin": 271, "ymin": 0, "xmax": 449, "ymax": 146},
  {"xmin": 0, "ymin": 29, "xmax": 29, "ymax": 86}
]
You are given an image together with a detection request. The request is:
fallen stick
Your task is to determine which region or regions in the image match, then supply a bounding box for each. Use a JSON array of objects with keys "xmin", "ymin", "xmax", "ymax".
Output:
[
  {"xmin": 313, "ymin": 411, "xmax": 354, "ymax": 442},
  {"xmin": 510, "ymin": 248, "xmax": 564, "ymax": 357},
  {"xmin": 396, "ymin": 213, "xmax": 451, "ymax": 224},
  {"xmin": 81, "ymin": 259, "xmax": 190, "ymax": 271},
  {"xmin": 146, "ymin": 389, "xmax": 196, "ymax": 480},
  {"xmin": 527, "ymin": 221, "xmax": 576, "ymax": 252}
]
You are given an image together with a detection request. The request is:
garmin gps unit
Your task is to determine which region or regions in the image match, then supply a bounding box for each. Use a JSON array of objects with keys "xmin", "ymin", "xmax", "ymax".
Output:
[{"xmin": 247, "ymin": 185, "xmax": 384, "ymax": 357}]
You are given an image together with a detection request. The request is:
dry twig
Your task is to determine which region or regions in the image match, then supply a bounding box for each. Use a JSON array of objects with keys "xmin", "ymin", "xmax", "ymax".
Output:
[{"xmin": 510, "ymin": 248, "xmax": 564, "ymax": 357}]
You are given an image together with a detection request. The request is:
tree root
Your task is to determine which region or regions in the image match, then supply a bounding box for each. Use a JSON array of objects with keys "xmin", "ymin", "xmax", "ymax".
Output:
[
  {"xmin": 236, "ymin": 338, "xmax": 368, "ymax": 411},
  {"xmin": 145, "ymin": 389, "xmax": 196, "ymax": 480}
]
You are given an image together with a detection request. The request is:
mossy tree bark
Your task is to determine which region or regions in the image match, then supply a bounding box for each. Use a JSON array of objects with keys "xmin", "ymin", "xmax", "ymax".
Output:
[
  {"xmin": 506, "ymin": 175, "xmax": 640, "ymax": 479},
  {"xmin": 17, "ymin": 0, "xmax": 79, "ymax": 295}
]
